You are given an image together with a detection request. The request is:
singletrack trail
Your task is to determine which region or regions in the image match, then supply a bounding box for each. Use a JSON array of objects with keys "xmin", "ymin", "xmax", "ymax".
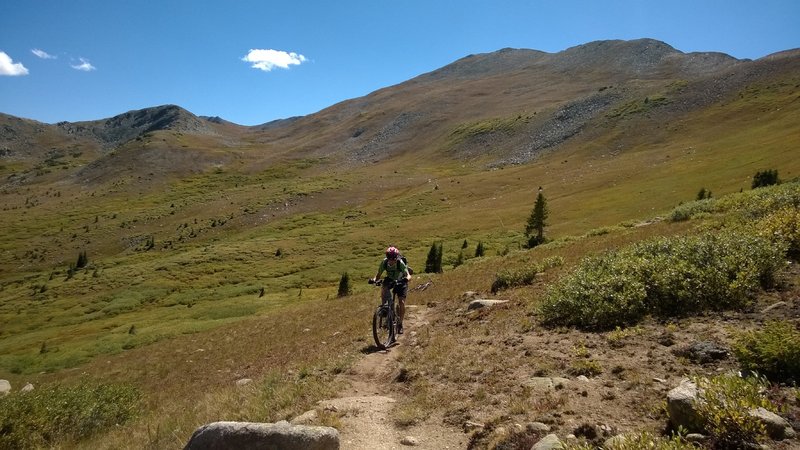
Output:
[{"xmin": 319, "ymin": 304, "xmax": 466, "ymax": 450}]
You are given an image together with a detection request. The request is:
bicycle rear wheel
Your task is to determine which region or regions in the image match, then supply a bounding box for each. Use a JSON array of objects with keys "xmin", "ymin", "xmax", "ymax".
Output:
[{"xmin": 372, "ymin": 306, "xmax": 395, "ymax": 349}]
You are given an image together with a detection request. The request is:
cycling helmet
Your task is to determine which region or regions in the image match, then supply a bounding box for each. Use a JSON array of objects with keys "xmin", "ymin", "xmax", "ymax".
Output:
[{"xmin": 385, "ymin": 246, "xmax": 399, "ymax": 259}]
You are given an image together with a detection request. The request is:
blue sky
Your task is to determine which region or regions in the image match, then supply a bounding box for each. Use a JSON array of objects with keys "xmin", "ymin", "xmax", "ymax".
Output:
[{"xmin": 1, "ymin": 1, "xmax": 798, "ymax": 126}]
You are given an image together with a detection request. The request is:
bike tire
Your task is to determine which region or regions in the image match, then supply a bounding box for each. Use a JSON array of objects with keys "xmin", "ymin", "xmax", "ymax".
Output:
[{"xmin": 372, "ymin": 306, "xmax": 394, "ymax": 350}]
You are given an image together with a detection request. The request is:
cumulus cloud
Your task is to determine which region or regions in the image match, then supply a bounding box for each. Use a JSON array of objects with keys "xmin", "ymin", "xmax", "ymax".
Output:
[
  {"xmin": 71, "ymin": 57, "xmax": 96, "ymax": 72},
  {"xmin": 31, "ymin": 48, "xmax": 56, "ymax": 59},
  {"xmin": 0, "ymin": 51, "xmax": 29, "ymax": 76},
  {"xmin": 242, "ymin": 49, "xmax": 307, "ymax": 72}
]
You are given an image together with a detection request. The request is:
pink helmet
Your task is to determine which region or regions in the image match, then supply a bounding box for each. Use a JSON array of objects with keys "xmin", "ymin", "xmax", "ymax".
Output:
[{"xmin": 385, "ymin": 246, "xmax": 399, "ymax": 259}]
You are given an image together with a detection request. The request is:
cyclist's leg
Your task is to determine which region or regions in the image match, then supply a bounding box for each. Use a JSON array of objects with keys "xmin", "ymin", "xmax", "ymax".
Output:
[
  {"xmin": 381, "ymin": 284, "xmax": 392, "ymax": 305},
  {"xmin": 395, "ymin": 284, "xmax": 408, "ymax": 333}
]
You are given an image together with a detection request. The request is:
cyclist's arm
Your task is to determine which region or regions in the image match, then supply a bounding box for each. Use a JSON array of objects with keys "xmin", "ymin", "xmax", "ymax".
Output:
[
  {"xmin": 373, "ymin": 259, "xmax": 386, "ymax": 281},
  {"xmin": 400, "ymin": 261, "xmax": 411, "ymax": 282}
]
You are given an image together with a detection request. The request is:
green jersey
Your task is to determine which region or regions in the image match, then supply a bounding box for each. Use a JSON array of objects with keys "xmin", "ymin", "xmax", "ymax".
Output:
[{"xmin": 378, "ymin": 258, "xmax": 408, "ymax": 281}]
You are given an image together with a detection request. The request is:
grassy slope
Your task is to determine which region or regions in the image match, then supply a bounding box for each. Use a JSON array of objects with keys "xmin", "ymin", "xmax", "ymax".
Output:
[{"xmin": 0, "ymin": 68, "xmax": 798, "ymax": 447}]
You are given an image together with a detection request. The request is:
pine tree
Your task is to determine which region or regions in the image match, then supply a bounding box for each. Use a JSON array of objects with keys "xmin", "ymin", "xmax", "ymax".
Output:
[
  {"xmin": 525, "ymin": 189, "xmax": 549, "ymax": 248},
  {"xmin": 76, "ymin": 250, "xmax": 88, "ymax": 269},
  {"xmin": 425, "ymin": 242, "xmax": 444, "ymax": 273},
  {"xmin": 752, "ymin": 169, "xmax": 779, "ymax": 189},
  {"xmin": 462, "ymin": 239, "xmax": 468, "ymax": 249},
  {"xmin": 475, "ymin": 241, "xmax": 485, "ymax": 258},
  {"xmin": 337, "ymin": 272, "xmax": 352, "ymax": 297}
]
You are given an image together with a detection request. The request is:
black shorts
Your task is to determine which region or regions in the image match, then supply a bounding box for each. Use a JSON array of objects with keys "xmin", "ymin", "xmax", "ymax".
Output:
[{"xmin": 392, "ymin": 281, "xmax": 408, "ymax": 299}]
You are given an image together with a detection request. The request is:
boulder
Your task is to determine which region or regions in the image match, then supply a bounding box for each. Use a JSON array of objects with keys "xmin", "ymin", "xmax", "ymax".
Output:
[
  {"xmin": 0, "ymin": 380, "xmax": 10, "ymax": 395},
  {"xmin": 666, "ymin": 379, "xmax": 704, "ymax": 433},
  {"xmin": 183, "ymin": 421, "xmax": 339, "ymax": 450},
  {"xmin": 467, "ymin": 299, "xmax": 508, "ymax": 310},
  {"xmin": 531, "ymin": 433, "xmax": 564, "ymax": 450},
  {"xmin": 672, "ymin": 341, "xmax": 728, "ymax": 364},
  {"xmin": 749, "ymin": 407, "xmax": 796, "ymax": 440}
]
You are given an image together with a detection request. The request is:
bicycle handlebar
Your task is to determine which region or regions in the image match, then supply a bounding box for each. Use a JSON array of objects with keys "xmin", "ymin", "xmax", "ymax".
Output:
[{"xmin": 368, "ymin": 278, "xmax": 408, "ymax": 287}]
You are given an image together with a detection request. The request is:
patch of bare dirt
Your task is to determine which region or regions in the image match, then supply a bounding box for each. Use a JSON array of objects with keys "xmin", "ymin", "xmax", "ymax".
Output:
[{"xmin": 316, "ymin": 305, "xmax": 468, "ymax": 450}]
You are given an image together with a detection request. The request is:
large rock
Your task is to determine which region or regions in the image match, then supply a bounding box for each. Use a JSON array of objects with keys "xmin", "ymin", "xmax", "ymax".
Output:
[
  {"xmin": 749, "ymin": 407, "xmax": 796, "ymax": 440},
  {"xmin": 531, "ymin": 433, "xmax": 564, "ymax": 450},
  {"xmin": 183, "ymin": 421, "xmax": 339, "ymax": 450},
  {"xmin": 467, "ymin": 299, "xmax": 508, "ymax": 310},
  {"xmin": 0, "ymin": 380, "xmax": 10, "ymax": 395},
  {"xmin": 666, "ymin": 379, "xmax": 704, "ymax": 433}
]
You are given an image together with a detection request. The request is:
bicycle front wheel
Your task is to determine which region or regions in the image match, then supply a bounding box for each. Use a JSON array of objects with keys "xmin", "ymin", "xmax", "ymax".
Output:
[{"xmin": 372, "ymin": 306, "xmax": 394, "ymax": 349}]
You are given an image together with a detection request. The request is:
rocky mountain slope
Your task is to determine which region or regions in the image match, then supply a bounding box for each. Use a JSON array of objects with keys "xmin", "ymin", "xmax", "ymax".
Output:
[{"xmin": 3, "ymin": 38, "xmax": 798, "ymax": 186}]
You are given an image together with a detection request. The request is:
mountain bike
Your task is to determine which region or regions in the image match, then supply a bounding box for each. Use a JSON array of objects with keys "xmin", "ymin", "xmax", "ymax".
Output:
[{"xmin": 368, "ymin": 278, "xmax": 402, "ymax": 350}]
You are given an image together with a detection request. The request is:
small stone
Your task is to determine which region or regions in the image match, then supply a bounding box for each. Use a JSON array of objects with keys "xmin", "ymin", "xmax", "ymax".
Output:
[
  {"xmin": 290, "ymin": 409, "xmax": 318, "ymax": 425},
  {"xmin": 235, "ymin": 378, "xmax": 252, "ymax": 386},
  {"xmin": 21, "ymin": 383, "xmax": 34, "ymax": 392},
  {"xmin": 761, "ymin": 301, "xmax": 788, "ymax": 314},
  {"xmin": 686, "ymin": 433, "xmax": 707, "ymax": 442},
  {"xmin": 400, "ymin": 436, "xmax": 419, "ymax": 446},
  {"xmin": 527, "ymin": 422, "xmax": 551, "ymax": 433},
  {"xmin": 576, "ymin": 375, "xmax": 590, "ymax": 382},
  {"xmin": 464, "ymin": 420, "xmax": 485, "ymax": 431}
]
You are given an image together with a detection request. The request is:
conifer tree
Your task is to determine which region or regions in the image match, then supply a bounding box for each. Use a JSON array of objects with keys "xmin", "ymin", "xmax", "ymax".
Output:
[
  {"xmin": 475, "ymin": 241, "xmax": 485, "ymax": 258},
  {"xmin": 425, "ymin": 242, "xmax": 443, "ymax": 273},
  {"xmin": 337, "ymin": 272, "xmax": 352, "ymax": 297},
  {"xmin": 525, "ymin": 189, "xmax": 549, "ymax": 248}
]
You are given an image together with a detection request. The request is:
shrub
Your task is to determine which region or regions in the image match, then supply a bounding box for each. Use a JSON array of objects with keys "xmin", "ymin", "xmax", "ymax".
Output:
[
  {"xmin": 491, "ymin": 266, "xmax": 536, "ymax": 293},
  {"xmin": 752, "ymin": 169, "xmax": 779, "ymax": 189},
  {"xmin": 565, "ymin": 431, "xmax": 695, "ymax": 450},
  {"xmin": 693, "ymin": 374, "xmax": 774, "ymax": 448},
  {"xmin": 668, "ymin": 198, "xmax": 716, "ymax": 222},
  {"xmin": 757, "ymin": 207, "xmax": 800, "ymax": 258},
  {"xmin": 0, "ymin": 381, "xmax": 141, "ymax": 449},
  {"xmin": 539, "ymin": 230, "xmax": 786, "ymax": 330},
  {"xmin": 732, "ymin": 321, "xmax": 800, "ymax": 383}
]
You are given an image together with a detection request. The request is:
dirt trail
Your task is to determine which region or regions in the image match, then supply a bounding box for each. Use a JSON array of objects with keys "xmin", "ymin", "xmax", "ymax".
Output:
[{"xmin": 318, "ymin": 305, "xmax": 467, "ymax": 450}]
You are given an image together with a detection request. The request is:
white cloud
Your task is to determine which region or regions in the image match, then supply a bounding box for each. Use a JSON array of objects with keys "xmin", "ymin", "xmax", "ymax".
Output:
[
  {"xmin": 32, "ymin": 48, "xmax": 56, "ymax": 59},
  {"xmin": 71, "ymin": 57, "xmax": 96, "ymax": 72},
  {"xmin": 0, "ymin": 51, "xmax": 29, "ymax": 76},
  {"xmin": 242, "ymin": 49, "xmax": 307, "ymax": 72}
]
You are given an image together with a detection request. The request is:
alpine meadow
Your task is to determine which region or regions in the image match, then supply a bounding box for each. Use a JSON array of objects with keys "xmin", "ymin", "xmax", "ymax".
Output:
[{"xmin": 1, "ymin": 39, "xmax": 800, "ymax": 449}]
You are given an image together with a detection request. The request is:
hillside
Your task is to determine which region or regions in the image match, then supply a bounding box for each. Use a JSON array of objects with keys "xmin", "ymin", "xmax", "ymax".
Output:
[{"xmin": 1, "ymin": 38, "xmax": 799, "ymax": 449}]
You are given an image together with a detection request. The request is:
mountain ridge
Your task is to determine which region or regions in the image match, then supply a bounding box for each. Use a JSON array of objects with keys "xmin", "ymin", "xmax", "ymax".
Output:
[{"xmin": 1, "ymin": 38, "xmax": 798, "ymax": 184}]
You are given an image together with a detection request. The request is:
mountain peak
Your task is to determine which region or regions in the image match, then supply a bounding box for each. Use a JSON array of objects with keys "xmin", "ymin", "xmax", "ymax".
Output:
[{"xmin": 57, "ymin": 104, "xmax": 214, "ymax": 148}]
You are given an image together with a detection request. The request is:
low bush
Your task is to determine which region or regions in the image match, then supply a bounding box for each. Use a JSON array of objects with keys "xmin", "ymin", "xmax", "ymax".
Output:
[
  {"xmin": 491, "ymin": 266, "xmax": 539, "ymax": 294},
  {"xmin": 539, "ymin": 230, "xmax": 786, "ymax": 330},
  {"xmin": 668, "ymin": 198, "xmax": 717, "ymax": 222},
  {"xmin": 693, "ymin": 374, "xmax": 774, "ymax": 449},
  {"xmin": 491, "ymin": 256, "xmax": 563, "ymax": 293},
  {"xmin": 667, "ymin": 180, "xmax": 799, "ymax": 223},
  {"xmin": 757, "ymin": 207, "xmax": 800, "ymax": 258},
  {"xmin": 565, "ymin": 431, "xmax": 695, "ymax": 450},
  {"xmin": 0, "ymin": 381, "xmax": 141, "ymax": 449},
  {"xmin": 732, "ymin": 321, "xmax": 800, "ymax": 383}
]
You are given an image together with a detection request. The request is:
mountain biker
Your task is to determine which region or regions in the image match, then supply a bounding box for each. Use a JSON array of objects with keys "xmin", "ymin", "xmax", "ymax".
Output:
[{"xmin": 371, "ymin": 246, "xmax": 411, "ymax": 335}]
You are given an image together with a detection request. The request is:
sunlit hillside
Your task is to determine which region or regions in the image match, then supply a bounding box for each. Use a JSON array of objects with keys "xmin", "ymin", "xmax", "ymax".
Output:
[{"xmin": 1, "ymin": 39, "xmax": 799, "ymax": 449}]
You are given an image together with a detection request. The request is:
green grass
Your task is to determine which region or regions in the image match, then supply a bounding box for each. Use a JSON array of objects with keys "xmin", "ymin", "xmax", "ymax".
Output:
[{"xmin": 0, "ymin": 75, "xmax": 799, "ymax": 447}]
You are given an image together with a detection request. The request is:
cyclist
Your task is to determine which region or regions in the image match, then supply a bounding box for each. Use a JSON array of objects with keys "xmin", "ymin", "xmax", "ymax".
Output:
[{"xmin": 371, "ymin": 246, "xmax": 412, "ymax": 335}]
